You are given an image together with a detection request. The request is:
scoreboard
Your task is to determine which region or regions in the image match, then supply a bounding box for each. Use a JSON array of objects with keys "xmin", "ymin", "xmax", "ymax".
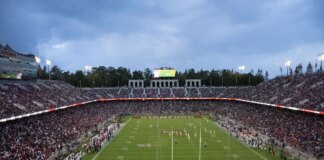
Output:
[{"xmin": 153, "ymin": 67, "xmax": 176, "ymax": 78}]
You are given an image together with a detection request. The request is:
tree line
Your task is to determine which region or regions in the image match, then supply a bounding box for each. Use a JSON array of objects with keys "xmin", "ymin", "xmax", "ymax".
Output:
[
  {"xmin": 280, "ymin": 62, "xmax": 321, "ymax": 76},
  {"xmin": 37, "ymin": 61, "xmax": 323, "ymax": 88},
  {"xmin": 37, "ymin": 66, "xmax": 268, "ymax": 87}
]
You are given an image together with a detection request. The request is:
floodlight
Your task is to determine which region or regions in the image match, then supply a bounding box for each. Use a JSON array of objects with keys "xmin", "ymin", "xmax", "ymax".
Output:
[
  {"xmin": 46, "ymin": 59, "xmax": 52, "ymax": 66},
  {"xmin": 35, "ymin": 57, "xmax": 41, "ymax": 63},
  {"xmin": 238, "ymin": 65, "xmax": 246, "ymax": 71},
  {"xmin": 317, "ymin": 54, "xmax": 324, "ymax": 61},
  {"xmin": 85, "ymin": 65, "xmax": 92, "ymax": 71},
  {"xmin": 284, "ymin": 60, "xmax": 291, "ymax": 67}
]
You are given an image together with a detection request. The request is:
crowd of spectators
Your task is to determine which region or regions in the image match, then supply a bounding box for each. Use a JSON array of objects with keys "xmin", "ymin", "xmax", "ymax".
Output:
[
  {"xmin": 209, "ymin": 73, "xmax": 324, "ymax": 111},
  {"xmin": 172, "ymin": 88, "xmax": 186, "ymax": 97},
  {"xmin": 145, "ymin": 88, "xmax": 158, "ymax": 98},
  {"xmin": 117, "ymin": 87, "xmax": 131, "ymax": 98},
  {"xmin": 0, "ymin": 102, "xmax": 119, "ymax": 159},
  {"xmin": 159, "ymin": 88, "xmax": 171, "ymax": 97},
  {"xmin": 0, "ymin": 80, "xmax": 89, "ymax": 119},
  {"xmin": 211, "ymin": 102, "xmax": 323, "ymax": 158},
  {"xmin": 0, "ymin": 100, "xmax": 322, "ymax": 159},
  {"xmin": 1, "ymin": 73, "xmax": 322, "ymax": 121},
  {"xmin": 187, "ymin": 87, "xmax": 199, "ymax": 97},
  {"xmin": 132, "ymin": 88, "xmax": 144, "ymax": 98}
]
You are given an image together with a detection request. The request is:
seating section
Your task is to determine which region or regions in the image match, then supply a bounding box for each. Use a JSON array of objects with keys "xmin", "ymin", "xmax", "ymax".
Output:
[{"xmin": 1, "ymin": 74, "xmax": 323, "ymax": 120}]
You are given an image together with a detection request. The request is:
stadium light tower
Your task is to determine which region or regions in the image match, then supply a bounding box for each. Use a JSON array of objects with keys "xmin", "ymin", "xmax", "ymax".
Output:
[
  {"xmin": 83, "ymin": 65, "xmax": 92, "ymax": 87},
  {"xmin": 35, "ymin": 56, "xmax": 41, "ymax": 64},
  {"xmin": 317, "ymin": 54, "xmax": 324, "ymax": 72},
  {"xmin": 284, "ymin": 60, "xmax": 291, "ymax": 76},
  {"xmin": 238, "ymin": 65, "xmax": 245, "ymax": 73},
  {"xmin": 35, "ymin": 57, "xmax": 41, "ymax": 79},
  {"xmin": 84, "ymin": 65, "xmax": 92, "ymax": 73},
  {"xmin": 237, "ymin": 65, "xmax": 245, "ymax": 86},
  {"xmin": 117, "ymin": 72, "xmax": 120, "ymax": 87},
  {"xmin": 46, "ymin": 59, "xmax": 52, "ymax": 80}
]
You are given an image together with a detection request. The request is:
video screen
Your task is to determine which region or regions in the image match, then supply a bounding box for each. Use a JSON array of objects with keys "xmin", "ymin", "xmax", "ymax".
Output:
[
  {"xmin": 154, "ymin": 69, "xmax": 176, "ymax": 78},
  {"xmin": 0, "ymin": 72, "xmax": 22, "ymax": 79}
]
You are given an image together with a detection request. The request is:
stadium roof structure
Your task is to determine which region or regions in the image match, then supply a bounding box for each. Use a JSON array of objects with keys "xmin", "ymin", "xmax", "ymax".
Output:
[
  {"xmin": 3, "ymin": 44, "xmax": 16, "ymax": 52},
  {"xmin": 0, "ymin": 43, "xmax": 35, "ymax": 58}
]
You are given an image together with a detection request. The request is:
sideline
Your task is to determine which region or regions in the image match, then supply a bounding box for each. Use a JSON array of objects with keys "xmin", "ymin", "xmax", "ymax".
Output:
[
  {"xmin": 203, "ymin": 117, "xmax": 268, "ymax": 160},
  {"xmin": 92, "ymin": 117, "xmax": 132, "ymax": 160}
]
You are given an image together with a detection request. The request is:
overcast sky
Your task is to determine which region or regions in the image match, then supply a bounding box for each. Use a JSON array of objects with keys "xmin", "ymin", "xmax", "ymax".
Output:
[{"xmin": 1, "ymin": 0, "xmax": 324, "ymax": 77}]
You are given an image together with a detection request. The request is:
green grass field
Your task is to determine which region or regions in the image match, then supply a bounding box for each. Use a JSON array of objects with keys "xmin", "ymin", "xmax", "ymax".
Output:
[{"xmin": 84, "ymin": 116, "xmax": 279, "ymax": 160}]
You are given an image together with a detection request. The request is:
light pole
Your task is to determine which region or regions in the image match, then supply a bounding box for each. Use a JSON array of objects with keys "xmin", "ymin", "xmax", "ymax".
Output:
[
  {"xmin": 317, "ymin": 54, "xmax": 324, "ymax": 72},
  {"xmin": 84, "ymin": 65, "xmax": 92, "ymax": 87},
  {"xmin": 284, "ymin": 60, "xmax": 291, "ymax": 76},
  {"xmin": 35, "ymin": 57, "xmax": 41, "ymax": 79},
  {"xmin": 238, "ymin": 65, "xmax": 245, "ymax": 73},
  {"xmin": 235, "ymin": 72, "xmax": 238, "ymax": 86},
  {"xmin": 117, "ymin": 73, "xmax": 120, "ymax": 87},
  {"xmin": 219, "ymin": 72, "xmax": 223, "ymax": 87},
  {"xmin": 105, "ymin": 73, "xmax": 109, "ymax": 87},
  {"xmin": 85, "ymin": 66, "xmax": 92, "ymax": 73},
  {"xmin": 237, "ymin": 66, "xmax": 245, "ymax": 86},
  {"xmin": 46, "ymin": 59, "xmax": 52, "ymax": 80}
]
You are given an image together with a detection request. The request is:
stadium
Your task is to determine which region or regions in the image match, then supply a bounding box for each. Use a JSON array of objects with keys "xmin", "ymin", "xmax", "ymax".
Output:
[
  {"xmin": 1, "ymin": 1, "xmax": 324, "ymax": 160},
  {"xmin": 0, "ymin": 43, "xmax": 323, "ymax": 160}
]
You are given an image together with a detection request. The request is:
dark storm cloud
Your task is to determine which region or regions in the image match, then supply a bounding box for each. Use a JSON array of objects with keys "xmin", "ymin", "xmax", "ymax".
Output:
[{"xmin": 1, "ymin": 0, "xmax": 324, "ymax": 77}]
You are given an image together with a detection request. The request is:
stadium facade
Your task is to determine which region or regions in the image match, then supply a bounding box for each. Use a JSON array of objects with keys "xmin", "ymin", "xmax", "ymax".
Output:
[{"xmin": 0, "ymin": 44, "xmax": 37, "ymax": 80}]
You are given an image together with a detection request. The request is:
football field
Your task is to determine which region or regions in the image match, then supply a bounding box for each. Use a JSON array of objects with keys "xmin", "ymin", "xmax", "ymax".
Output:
[{"xmin": 85, "ymin": 116, "xmax": 278, "ymax": 160}]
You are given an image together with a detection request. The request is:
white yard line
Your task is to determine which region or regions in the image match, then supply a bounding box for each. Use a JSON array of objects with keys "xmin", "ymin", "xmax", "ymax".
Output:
[
  {"xmin": 199, "ymin": 122, "xmax": 202, "ymax": 160},
  {"xmin": 158, "ymin": 119, "xmax": 163, "ymax": 160},
  {"xmin": 156, "ymin": 119, "xmax": 159, "ymax": 160},
  {"xmin": 92, "ymin": 117, "xmax": 132, "ymax": 160},
  {"xmin": 171, "ymin": 127, "xmax": 174, "ymax": 160},
  {"xmin": 203, "ymin": 117, "xmax": 268, "ymax": 160}
]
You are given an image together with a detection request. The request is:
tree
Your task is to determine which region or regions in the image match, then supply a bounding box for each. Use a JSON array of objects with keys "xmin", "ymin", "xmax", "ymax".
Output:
[
  {"xmin": 143, "ymin": 68, "xmax": 153, "ymax": 87},
  {"xmin": 117, "ymin": 67, "xmax": 131, "ymax": 86},
  {"xmin": 253, "ymin": 69, "xmax": 264, "ymax": 85},
  {"xmin": 50, "ymin": 65, "xmax": 63, "ymax": 80},
  {"xmin": 132, "ymin": 70, "xmax": 144, "ymax": 79},
  {"xmin": 34, "ymin": 64, "xmax": 266, "ymax": 87},
  {"xmin": 187, "ymin": 69, "xmax": 196, "ymax": 79},
  {"xmin": 74, "ymin": 70, "xmax": 86, "ymax": 87},
  {"xmin": 294, "ymin": 64, "xmax": 303, "ymax": 75},
  {"xmin": 36, "ymin": 64, "xmax": 42, "ymax": 79},
  {"xmin": 40, "ymin": 66, "xmax": 48, "ymax": 79},
  {"xmin": 176, "ymin": 71, "xmax": 186, "ymax": 86},
  {"xmin": 197, "ymin": 69, "xmax": 209, "ymax": 86},
  {"xmin": 306, "ymin": 62, "xmax": 313, "ymax": 74},
  {"xmin": 264, "ymin": 71, "xmax": 269, "ymax": 81},
  {"xmin": 209, "ymin": 69, "xmax": 218, "ymax": 86}
]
